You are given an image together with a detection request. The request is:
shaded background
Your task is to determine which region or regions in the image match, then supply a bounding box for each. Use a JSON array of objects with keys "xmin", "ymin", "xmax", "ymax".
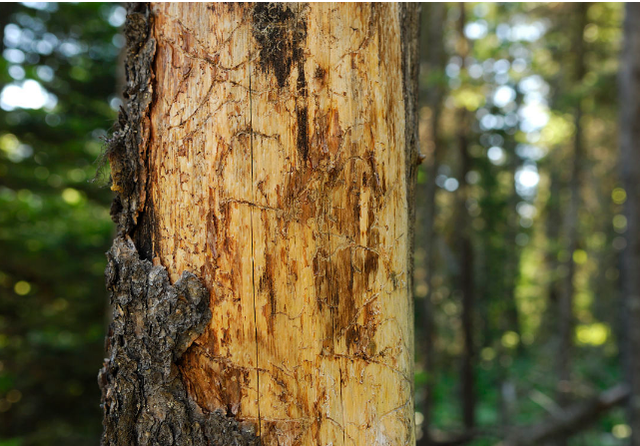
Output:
[
  {"xmin": 0, "ymin": 2, "xmax": 631, "ymax": 446},
  {"xmin": 0, "ymin": 3, "xmax": 121, "ymax": 444}
]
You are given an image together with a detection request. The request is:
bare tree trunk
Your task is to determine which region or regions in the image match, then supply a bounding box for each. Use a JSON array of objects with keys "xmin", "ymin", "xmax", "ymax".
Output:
[
  {"xmin": 458, "ymin": 123, "xmax": 476, "ymax": 431},
  {"xmin": 620, "ymin": 4, "xmax": 640, "ymax": 445},
  {"xmin": 502, "ymin": 88, "xmax": 525, "ymax": 354},
  {"xmin": 419, "ymin": 3, "xmax": 446, "ymax": 443},
  {"xmin": 99, "ymin": 3, "xmax": 421, "ymax": 446},
  {"xmin": 544, "ymin": 169, "xmax": 562, "ymax": 342},
  {"xmin": 552, "ymin": 5, "xmax": 588, "ymax": 446},
  {"xmin": 453, "ymin": 3, "xmax": 476, "ymax": 431},
  {"xmin": 498, "ymin": 88, "xmax": 526, "ymax": 428}
]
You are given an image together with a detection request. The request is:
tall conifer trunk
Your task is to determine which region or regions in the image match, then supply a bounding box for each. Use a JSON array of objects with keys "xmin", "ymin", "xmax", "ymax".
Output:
[
  {"xmin": 99, "ymin": 3, "xmax": 421, "ymax": 446},
  {"xmin": 419, "ymin": 3, "xmax": 446, "ymax": 442},
  {"xmin": 620, "ymin": 4, "xmax": 640, "ymax": 445}
]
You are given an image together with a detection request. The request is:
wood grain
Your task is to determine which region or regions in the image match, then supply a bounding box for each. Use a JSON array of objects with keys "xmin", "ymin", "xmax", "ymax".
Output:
[{"xmin": 144, "ymin": 4, "xmax": 416, "ymax": 445}]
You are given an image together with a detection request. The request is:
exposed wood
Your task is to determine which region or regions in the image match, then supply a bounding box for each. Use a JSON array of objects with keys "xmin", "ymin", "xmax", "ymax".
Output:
[
  {"xmin": 102, "ymin": 3, "xmax": 420, "ymax": 446},
  {"xmin": 100, "ymin": 5, "xmax": 259, "ymax": 445}
]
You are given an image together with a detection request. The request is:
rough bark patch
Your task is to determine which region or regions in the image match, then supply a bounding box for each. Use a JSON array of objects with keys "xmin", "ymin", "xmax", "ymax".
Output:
[
  {"xmin": 99, "ymin": 237, "xmax": 259, "ymax": 446},
  {"xmin": 104, "ymin": 3, "xmax": 155, "ymax": 235}
]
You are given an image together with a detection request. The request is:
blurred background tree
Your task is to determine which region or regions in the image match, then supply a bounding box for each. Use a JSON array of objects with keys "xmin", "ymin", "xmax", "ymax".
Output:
[
  {"xmin": 414, "ymin": 3, "xmax": 628, "ymax": 446},
  {"xmin": 0, "ymin": 2, "xmax": 636, "ymax": 446}
]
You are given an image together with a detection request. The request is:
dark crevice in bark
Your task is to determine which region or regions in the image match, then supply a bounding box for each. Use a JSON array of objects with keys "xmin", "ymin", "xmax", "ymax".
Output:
[
  {"xmin": 399, "ymin": 7, "xmax": 421, "ymax": 442},
  {"xmin": 399, "ymin": 1, "xmax": 422, "ymax": 326},
  {"xmin": 105, "ymin": 2, "xmax": 155, "ymax": 236},
  {"xmin": 134, "ymin": 197, "xmax": 157, "ymax": 262},
  {"xmin": 99, "ymin": 4, "xmax": 261, "ymax": 445}
]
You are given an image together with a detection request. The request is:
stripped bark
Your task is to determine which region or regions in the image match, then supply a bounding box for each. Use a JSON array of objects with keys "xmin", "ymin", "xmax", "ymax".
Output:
[{"xmin": 100, "ymin": 3, "xmax": 421, "ymax": 446}]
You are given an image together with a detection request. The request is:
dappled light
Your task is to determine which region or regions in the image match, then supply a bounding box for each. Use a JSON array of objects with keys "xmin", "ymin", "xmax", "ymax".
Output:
[
  {"xmin": 415, "ymin": 3, "xmax": 630, "ymax": 445},
  {"xmin": 0, "ymin": 2, "xmax": 121, "ymax": 443},
  {"xmin": 0, "ymin": 79, "xmax": 56, "ymax": 111}
]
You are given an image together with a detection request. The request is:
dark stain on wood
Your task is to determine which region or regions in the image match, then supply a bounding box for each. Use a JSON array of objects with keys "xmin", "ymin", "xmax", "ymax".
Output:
[
  {"xmin": 295, "ymin": 101, "xmax": 309, "ymax": 162},
  {"xmin": 206, "ymin": 208, "xmax": 219, "ymax": 261},
  {"xmin": 252, "ymin": 3, "xmax": 307, "ymax": 89},
  {"xmin": 310, "ymin": 109, "xmax": 343, "ymax": 168},
  {"xmin": 260, "ymin": 419, "xmax": 306, "ymax": 446},
  {"xmin": 259, "ymin": 252, "xmax": 277, "ymax": 333},
  {"xmin": 132, "ymin": 198, "xmax": 157, "ymax": 261},
  {"xmin": 180, "ymin": 349, "xmax": 252, "ymax": 418},
  {"xmin": 314, "ymin": 65, "xmax": 326, "ymax": 81},
  {"xmin": 252, "ymin": 3, "xmax": 310, "ymax": 162}
]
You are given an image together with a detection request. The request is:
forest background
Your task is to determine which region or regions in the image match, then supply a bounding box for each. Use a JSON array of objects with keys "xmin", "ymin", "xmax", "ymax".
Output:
[{"xmin": 0, "ymin": 2, "xmax": 630, "ymax": 446}]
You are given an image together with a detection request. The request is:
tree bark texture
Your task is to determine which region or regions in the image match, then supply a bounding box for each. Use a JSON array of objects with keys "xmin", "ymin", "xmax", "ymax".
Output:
[
  {"xmin": 100, "ymin": 3, "xmax": 421, "ymax": 446},
  {"xmin": 620, "ymin": 4, "xmax": 640, "ymax": 445}
]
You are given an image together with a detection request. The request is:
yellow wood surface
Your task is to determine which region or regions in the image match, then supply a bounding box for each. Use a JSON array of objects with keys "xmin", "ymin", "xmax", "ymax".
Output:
[{"xmin": 145, "ymin": 4, "xmax": 414, "ymax": 445}]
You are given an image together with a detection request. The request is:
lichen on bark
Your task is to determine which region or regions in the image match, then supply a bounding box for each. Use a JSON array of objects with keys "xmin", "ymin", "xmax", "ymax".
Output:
[{"xmin": 99, "ymin": 3, "xmax": 261, "ymax": 445}]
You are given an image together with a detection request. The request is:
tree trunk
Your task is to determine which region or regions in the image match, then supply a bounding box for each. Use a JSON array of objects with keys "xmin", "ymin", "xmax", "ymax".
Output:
[
  {"xmin": 620, "ymin": 4, "xmax": 640, "ymax": 445},
  {"xmin": 419, "ymin": 2, "xmax": 446, "ymax": 442},
  {"xmin": 550, "ymin": 5, "xmax": 588, "ymax": 446},
  {"xmin": 100, "ymin": 3, "xmax": 421, "ymax": 446},
  {"xmin": 556, "ymin": 0, "xmax": 587, "ymax": 406},
  {"xmin": 454, "ymin": 3, "xmax": 476, "ymax": 431}
]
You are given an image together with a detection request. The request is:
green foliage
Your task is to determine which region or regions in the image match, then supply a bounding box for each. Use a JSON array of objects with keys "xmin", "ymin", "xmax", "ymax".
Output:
[
  {"xmin": 415, "ymin": 2, "xmax": 626, "ymax": 445},
  {"xmin": 0, "ymin": 2, "xmax": 122, "ymax": 444}
]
